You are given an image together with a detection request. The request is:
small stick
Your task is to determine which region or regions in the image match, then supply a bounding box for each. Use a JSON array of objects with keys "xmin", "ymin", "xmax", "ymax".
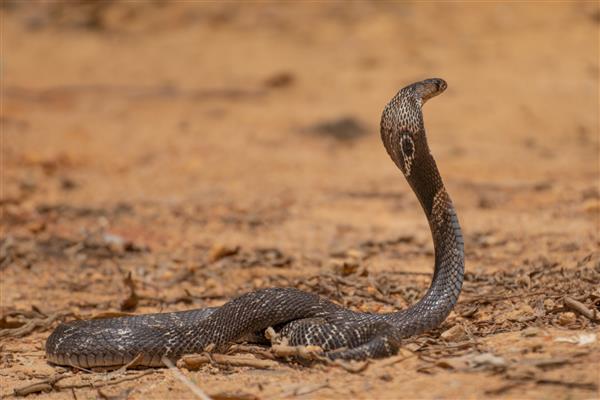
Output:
[
  {"xmin": 563, "ymin": 297, "xmax": 599, "ymax": 321},
  {"xmin": 279, "ymin": 382, "xmax": 330, "ymax": 398},
  {"xmin": 228, "ymin": 344, "xmax": 276, "ymax": 360},
  {"xmin": 330, "ymin": 359, "xmax": 370, "ymax": 373},
  {"xmin": 13, "ymin": 374, "xmax": 70, "ymax": 397},
  {"xmin": 162, "ymin": 357, "xmax": 212, "ymax": 400},
  {"xmin": 271, "ymin": 344, "xmax": 324, "ymax": 360},
  {"xmin": 111, "ymin": 353, "xmax": 144, "ymax": 376},
  {"xmin": 57, "ymin": 370, "xmax": 155, "ymax": 390},
  {"xmin": 375, "ymin": 352, "xmax": 416, "ymax": 368},
  {"xmin": 0, "ymin": 312, "xmax": 70, "ymax": 339},
  {"xmin": 270, "ymin": 344, "xmax": 369, "ymax": 373},
  {"xmin": 177, "ymin": 354, "xmax": 279, "ymax": 370}
]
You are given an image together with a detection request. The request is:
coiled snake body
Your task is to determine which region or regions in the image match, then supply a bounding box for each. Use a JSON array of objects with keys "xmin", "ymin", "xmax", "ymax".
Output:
[{"xmin": 46, "ymin": 78, "xmax": 464, "ymax": 368}]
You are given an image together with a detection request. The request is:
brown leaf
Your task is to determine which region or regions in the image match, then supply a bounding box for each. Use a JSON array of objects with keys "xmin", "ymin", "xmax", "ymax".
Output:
[
  {"xmin": 209, "ymin": 244, "xmax": 240, "ymax": 262},
  {"xmin": 120, "ymin": 271, "xmax": 139, "ymax": 311},
  {"xmin": 440, "ymin": 324, "xmax": 468, "ymax": 341}
]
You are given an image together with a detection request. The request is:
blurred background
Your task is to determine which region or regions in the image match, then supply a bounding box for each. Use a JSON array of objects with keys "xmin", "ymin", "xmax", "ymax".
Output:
[{"xmin": 1, "ymin": 1, "xmax": 599, "ymax": 398}]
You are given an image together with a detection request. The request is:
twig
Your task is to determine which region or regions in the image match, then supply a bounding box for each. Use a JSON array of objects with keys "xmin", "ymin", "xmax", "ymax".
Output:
[
  {"xmin": 228, "ymin": 344, "xmax": 277, "ymax": 360},
  {"xmin": 0, "ymin": 312, "xmax": 71, "ymax": 339},
  {"xmin": 120, "ymin": 272, "xmax": 139, "ymax": 311},
  {"xmin": 177, "ymin": 354, "xmax": 279, "ymax": 370},
  {"xmin": 57, "ymin": 370, "xmax": 156, "ymax": 390},
  {"xmin": 12, "ymin": 370, "xmax": 156, "ymax": 396},
  {"xmin": 111, "ymin": 353, "xmax": 143, "ymax": 376},
  {"xmin": 271, "ymin": 344, "xmax": 324, "ymax": 360},
  {"xmin": 375, "ymin": 352, "xmax": 417, "ymax": 367},
  {"xmin": 330, "ymin": 359, "xmax": 370, "ymax": 373},
  {"xmin": 12, "ymin": 374, "xmax": 71, "ymax": 396},
  {"xmin": 270, "ymin": 343, "xmax": 369, "ymax": 373},
  {"xmin": 536, "ymin": 378, "xmax": 598, "ymax": 391},
  {"xmin": 162, "ymin": 357, "xmax": 212, "ymax": 400},
  {"xmin": 279, "ymin": 382, "xmax": 330, "ymax": 398},
  {"xmin": 563, "ymin": 296, "xmax": 599, "ymax": 321},
  {"xmin": 484, "ymin": 381, "xmax": 525, "ymax": 396},
  {"xmin": 210, "ymin": 391, "xmax": 258, "ymax": 400}
]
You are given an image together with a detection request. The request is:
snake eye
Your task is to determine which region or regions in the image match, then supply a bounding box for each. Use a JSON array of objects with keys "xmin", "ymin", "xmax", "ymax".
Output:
[{"xmin": 435, "ymin": 79, "xmax": 447, "ymax": 92}]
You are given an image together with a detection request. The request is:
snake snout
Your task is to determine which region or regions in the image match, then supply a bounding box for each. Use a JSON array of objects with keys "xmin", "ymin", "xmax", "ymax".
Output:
[{"xmin": 417, "ymin": 78, "xmax": 447, "ymax": 103}]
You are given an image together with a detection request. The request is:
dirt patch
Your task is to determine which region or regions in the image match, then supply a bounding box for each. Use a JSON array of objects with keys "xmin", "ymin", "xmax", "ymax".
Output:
[{"xmin": 1, "ymin": 2, "xmax": 599, "ymax": 399}]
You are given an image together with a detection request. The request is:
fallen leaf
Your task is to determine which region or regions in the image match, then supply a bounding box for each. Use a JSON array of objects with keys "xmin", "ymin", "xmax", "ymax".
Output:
[
  {"xmin": 436, "ymin": 352, "xmax": 507, "ymax": 371},
  {"xmin": 554, "ymin": 333, "xmax": 597, "ymax": 345},
  {"xmin": 496, "ymin": 303, "xmax": 535, "ymax": 323},
  {"xmin": 440, "ymin": 324, "xmax": 468, "ymax": 341},
  {"xmin": 209, "ymin": 244, "xmax": 239, "ymax": 262},
  {"xmin": 521, "ymin": 327, "xmax": 541, "ymax": 337}
]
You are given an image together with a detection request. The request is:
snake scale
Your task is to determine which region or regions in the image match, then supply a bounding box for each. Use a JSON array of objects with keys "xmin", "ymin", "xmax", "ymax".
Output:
[{"xmin": 46, "ymin": 78, "xmax": 464, "ymax": 368}]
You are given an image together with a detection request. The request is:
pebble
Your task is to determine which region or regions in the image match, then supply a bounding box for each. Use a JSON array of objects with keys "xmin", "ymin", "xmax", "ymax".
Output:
[
  {"xmin": 543, "ymin": 298, "xmax": 555, "ymax": 311},
  {"xmin": 330, "ymin": 259, "xmax": 360, "ymax": 276},
  {"xmin": 209, "ymin": 244, "xmax": 239, "ymax": 262},
  {"xmin": 557, "ymin": 312, "xmax": 577, "ymax": 326},
  {"xmin": 521, "ymin": 327, "xmax": 540, "ymax": 337},
  {"xmin": 441, "ymin": 324, "xmax": 468, "ymax": 341}
]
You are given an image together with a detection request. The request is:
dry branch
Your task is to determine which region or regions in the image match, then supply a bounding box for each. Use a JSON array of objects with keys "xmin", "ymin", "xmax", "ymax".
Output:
[
  {"xmin": 12, "ymin": 371, "xmax": 156, "ymax": 397},
  {"xmin": 563, "ymin": 297, "xmax": 599, "ymax": 321},
  {"xmin": 177, "ymin": 354, "xmax": 279, "ymax": 370},
  {"xmin": 0, "ymin": 312, "xmax": 71, "ymax": 339}
]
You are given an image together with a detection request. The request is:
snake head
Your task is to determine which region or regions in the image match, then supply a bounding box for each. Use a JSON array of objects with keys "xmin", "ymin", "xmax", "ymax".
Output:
[
  {"xmin": 381, "ymin": 78, "xmax": 447, "ymax": 135},
  {"xmin": 413, "ymin": 78, "xmax": 447, "ymax": 104},
  {"xmin": 380, "ymin": 78, "xmax": 447, "ymax": 177}
]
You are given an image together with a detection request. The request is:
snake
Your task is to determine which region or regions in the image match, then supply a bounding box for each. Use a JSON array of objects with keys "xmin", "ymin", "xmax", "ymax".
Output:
[{"xmin": 46, "ymin": 78, "xmax": 464, "ymax": 368}]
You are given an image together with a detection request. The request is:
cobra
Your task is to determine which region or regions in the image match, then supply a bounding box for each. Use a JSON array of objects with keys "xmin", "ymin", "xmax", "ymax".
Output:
[{"xmin": 46, "ymin": 78, "xmax": 464, "ymax": 368}]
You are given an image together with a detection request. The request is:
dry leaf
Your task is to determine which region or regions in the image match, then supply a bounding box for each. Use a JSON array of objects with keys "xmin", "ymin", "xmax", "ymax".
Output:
[{"xmin": 554, "ymin": 333, "xmax": 597, "ymax": 345}]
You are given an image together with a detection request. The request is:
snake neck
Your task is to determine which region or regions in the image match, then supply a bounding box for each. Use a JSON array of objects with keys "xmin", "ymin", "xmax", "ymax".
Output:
[{"xmin": 378, "ymin": 79, "xmax": 465, "ymax": 335}]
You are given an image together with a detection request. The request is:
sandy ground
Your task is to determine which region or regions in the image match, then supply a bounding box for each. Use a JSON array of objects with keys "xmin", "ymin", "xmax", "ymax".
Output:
[{"xmin": 1, "ymin": 2, "xmax": 599, "ymax": 399}]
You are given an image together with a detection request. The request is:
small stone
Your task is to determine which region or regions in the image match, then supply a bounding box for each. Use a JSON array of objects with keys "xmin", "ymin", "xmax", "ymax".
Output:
[
  {"xmin": 253, "ymin": 278, "xmax": 264, "ymax": 288},
  {"xmin": 521, "ymin": 327, "xmax": 540, "ymax": 337},
  {"xmin": 358, "ymin": 302, "xmax": 383, "ymax": 313},
  {"xmin": 459, "ymin": 305, "xmax": 478, "ymax": 318},
  {"xmin": 263, "ymin": 71, "xmax": 295, "ymax": 88},
  {"xmin": 331, "ymin": 259, "xmax": 360, "ymax": 276},
  {"xmin": 404, "ymin": 342, "xmax": 422, "ymax": 352},
  {"xmin": 441, "ymin": 324, "xmax": 468, "ymax": 341},
  {"xmin": 205, "ymin": 278, "xmax": 218, "ymax": 289},
  {"xmin": 26, "ymin": 221, "xmax": 46, "ymax": 233},
  {"xmin": 543, "ymin": 299, "xmax": 555, "ymax": 311},
  {"xmin": 103, "ymin": 233, "xmax": 125, "ymax": 254},
  {"xmin": 346, "ymin": 249, "xmax": 366, "ymax": 260},
  {"xmin": 379, "ymin": 373, "xmax": 393, "ymax": 382},
  {"xmin": 209, "ymin": 244, "xmax": 239, "ymax": 262},
  {"xmin": 554, "ymin": 333, "xmax": 597, "ymax": 345},
  {"xmin": 469, "ymin": 353, "xmax": 507, "ymax": 369},
  {"xmin": 557, "ymin": 312, "xmax": 577, "ymax": 326}
]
